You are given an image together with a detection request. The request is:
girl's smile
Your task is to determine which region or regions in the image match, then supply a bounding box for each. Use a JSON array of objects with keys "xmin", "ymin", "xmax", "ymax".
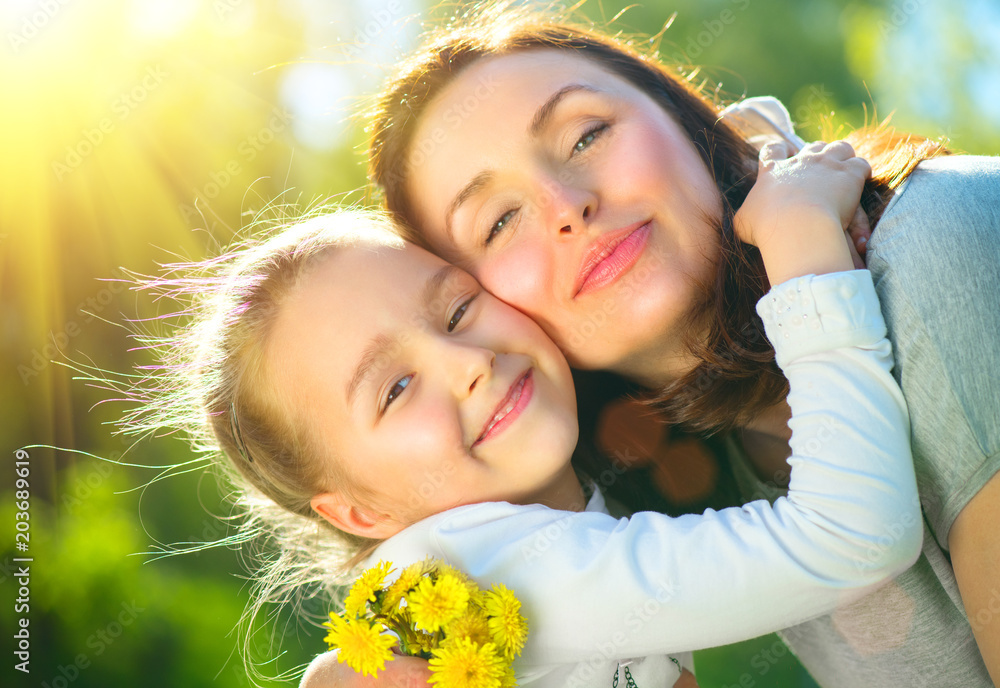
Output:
[
  {"xmin": 473, "ymin": 368, "xmax": 533, "ymax": 446},
  {"xmin": 268, "ymin": 238, "xmax": 582, "ymax": 537}
]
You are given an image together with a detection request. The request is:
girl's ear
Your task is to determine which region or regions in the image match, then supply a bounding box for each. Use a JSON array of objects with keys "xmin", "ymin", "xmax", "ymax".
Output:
[{"xmin": 310, "ymin": 492, "xmax": 405, "ymax": 540}]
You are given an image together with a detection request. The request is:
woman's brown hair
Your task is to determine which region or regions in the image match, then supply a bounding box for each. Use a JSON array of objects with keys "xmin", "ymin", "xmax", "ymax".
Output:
[{"xmin": 368, "ymin": 2, "xmax": 946, "ymax": 434}]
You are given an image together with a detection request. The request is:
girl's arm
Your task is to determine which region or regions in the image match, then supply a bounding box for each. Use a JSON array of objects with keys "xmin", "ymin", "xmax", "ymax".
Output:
[
  {"xmin": 372, "ymin": 142, "xmax": 921, "ymax": 667},
  {"xmin": 377, "ymin": 268, "xmax": 921, "ymax": 663}
]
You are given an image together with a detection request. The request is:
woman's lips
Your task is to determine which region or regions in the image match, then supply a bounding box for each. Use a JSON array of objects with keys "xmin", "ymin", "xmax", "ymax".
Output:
[
  {"xmin": 474, "ymin": 369, "xmax": 534, "ymax": 446},
  {"xmin": 574, "ymin": 221, "xmax": 651, "ymax": 297}
]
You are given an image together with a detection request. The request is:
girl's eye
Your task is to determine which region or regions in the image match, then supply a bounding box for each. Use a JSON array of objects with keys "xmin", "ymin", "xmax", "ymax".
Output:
[
  {"xmin": 383, "ymin": 374, "xmax": 412, "ymax": 412},
  {"xmin": 573, "ymin": 123, "xmax": 608, "ymax": 154},
  {"xmin": 448, "ymin": 296, "xmax": 476, "ymax": 332},
  {"xmin": 486, "ymin": 209, "xmax": 516, "ymax": 246}
]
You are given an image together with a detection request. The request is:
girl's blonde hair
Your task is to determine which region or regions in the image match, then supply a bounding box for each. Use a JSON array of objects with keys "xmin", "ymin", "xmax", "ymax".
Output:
[{"xmin": 118, "ymin": 207, "xmax": 405, "ymax": 677}]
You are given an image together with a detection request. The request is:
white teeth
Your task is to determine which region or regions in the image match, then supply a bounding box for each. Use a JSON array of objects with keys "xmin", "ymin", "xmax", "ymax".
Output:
[{"xmin": 481, "ymin": 377, "xmax": 525, "ymax": 439}]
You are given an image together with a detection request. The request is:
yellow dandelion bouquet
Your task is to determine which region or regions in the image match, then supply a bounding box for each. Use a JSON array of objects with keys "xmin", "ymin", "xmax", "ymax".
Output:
[{"xmin": 323, "ymin": 558, "xmax": 528, "ymax": 687}]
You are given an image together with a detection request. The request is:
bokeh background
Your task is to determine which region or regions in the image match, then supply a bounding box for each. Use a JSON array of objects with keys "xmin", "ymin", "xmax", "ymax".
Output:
[{"xmin": 2, "ymin": 0, "xmax": 998, "ymax": 686}]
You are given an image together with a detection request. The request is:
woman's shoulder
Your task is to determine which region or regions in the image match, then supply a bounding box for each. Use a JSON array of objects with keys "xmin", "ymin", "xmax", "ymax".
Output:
[
  {"xmin": 868, "ymin": 154, "xmax": 1000, "ymax": 274},
  {"xmin": 875, "ymin": 155, "xmax": 1000, "ymax": 235},
  {"xmin": 900, "ymin": 153, "xmax": 1000, "ymax": 191}
]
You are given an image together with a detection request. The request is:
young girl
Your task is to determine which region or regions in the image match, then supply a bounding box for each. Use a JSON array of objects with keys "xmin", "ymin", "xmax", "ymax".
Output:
[
  {"xmin": 128, "ymin": 137, "xmax": 918, "ymax": 687},
  {"xmin": 366, "ymin": 6, "xmax": 999, "ymax": 686}
]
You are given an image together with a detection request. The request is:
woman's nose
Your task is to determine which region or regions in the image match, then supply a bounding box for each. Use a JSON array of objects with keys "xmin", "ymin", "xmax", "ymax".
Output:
[{"xmin": 538, "ymin": 174, "xmax": 596, "ymax": 236}]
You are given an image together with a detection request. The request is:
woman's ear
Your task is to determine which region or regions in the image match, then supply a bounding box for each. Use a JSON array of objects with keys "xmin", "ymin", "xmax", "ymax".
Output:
[{"xmin": 310, "ymin": 492, "xmax": 405, "ymax": 539}]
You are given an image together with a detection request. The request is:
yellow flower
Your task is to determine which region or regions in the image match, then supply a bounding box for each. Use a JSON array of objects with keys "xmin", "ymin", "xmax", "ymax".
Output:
[
  {"xmin": 499, "ymin": 664, "xmax": 517, "ymax": 688},
  {"xmin": 321, "ymin": 612, "xmax": 342, "ymax": 649},
  {"xmin": 343, "ymin": 560, "xmax": 393, "ymax": 617},
  {"xmin": 412, "ymin": 629, "xmax": 438, "ymax": 655},
  {"xmin": 408, "ymin": 573, "xmax": 471, "ymax": 633},
  {"xmin": 483, "ymin": 585, "xmax": 528, "ymax": 660},
  {"xmin": 383, "ymin": 558, "xmax": 435, "ymax": 613},
  {"xmin": 323, "ymin": 615, "xmax": 396, "ymax": 677},
  {"xmin": 429, "ymin": 637, "xmax": 505, "ymax": 688},
  {"xmin": 444, "ymin": 606, "xmax": 491, "ymax": 646},
  {"xmin": 438, "ymin": 564, "xmax": 482, "ymax": 601}
]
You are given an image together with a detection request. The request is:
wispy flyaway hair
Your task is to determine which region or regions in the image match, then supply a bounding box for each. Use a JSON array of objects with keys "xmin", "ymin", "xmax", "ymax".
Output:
[{"xmin": 110, "ymin": 206, "xmax": 407, "ymax": 681}]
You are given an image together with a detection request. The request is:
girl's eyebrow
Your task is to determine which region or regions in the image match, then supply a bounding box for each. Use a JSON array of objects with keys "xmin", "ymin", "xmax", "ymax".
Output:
[
  {"xmin": 346, "ymin": 332, "xmax": 396, "ymax": 407},
  {"xmin": 346, "ymin": 264, "xmax": 465, "ymax": 407},
  {"xmin": 444, "ymin": 83, "xmax": 602, "ymax": 236}
]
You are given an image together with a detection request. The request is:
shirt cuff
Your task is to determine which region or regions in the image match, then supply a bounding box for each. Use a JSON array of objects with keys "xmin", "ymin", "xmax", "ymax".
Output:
[{"xmin": 756, "ymin": 270, "xmax": 887, "ymax": 368}]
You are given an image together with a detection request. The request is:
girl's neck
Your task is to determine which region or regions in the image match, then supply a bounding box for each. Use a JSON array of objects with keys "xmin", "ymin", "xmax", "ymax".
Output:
[{"xmin": 528, "ymin": 463, "xmax": 588, "ymax": 512}]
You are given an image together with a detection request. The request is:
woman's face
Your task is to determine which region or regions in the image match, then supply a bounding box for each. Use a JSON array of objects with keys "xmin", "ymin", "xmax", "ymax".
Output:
[{"xmin": 404, "ymin": 49, "xmax": 723, "ymax": 383}]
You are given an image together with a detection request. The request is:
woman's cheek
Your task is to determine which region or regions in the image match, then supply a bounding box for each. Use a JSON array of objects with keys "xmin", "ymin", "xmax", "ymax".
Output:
[{"xmin": 479, "ymin": 246, "xmax": 552, "ymax": 317}]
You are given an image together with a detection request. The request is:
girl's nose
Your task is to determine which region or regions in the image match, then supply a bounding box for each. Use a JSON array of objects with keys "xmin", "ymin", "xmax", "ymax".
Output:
[{"xmin": 445, "ymin": 340, "xmax": 496, "ymax": 397}]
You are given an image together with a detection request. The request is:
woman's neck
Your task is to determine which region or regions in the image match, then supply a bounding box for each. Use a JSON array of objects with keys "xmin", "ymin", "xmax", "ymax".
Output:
[
  {"xmin": 615, "ymin": 342, "xmax": 794, "ymax": 487},
  {"xmin": 737, "ymin": 399, "xmax": 793, "ymax": 487},
  {"xmin": 615, "ymin": 349, "xmax": 700, "ymax": 391}
]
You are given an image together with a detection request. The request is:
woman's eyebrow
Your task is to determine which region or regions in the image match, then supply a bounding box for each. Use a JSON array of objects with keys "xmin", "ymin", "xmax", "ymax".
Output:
[
  {"xmin": 529, "ymin": 83, "xmax": 601, "ymax": 137},
  {"xmin": 444, "ymin": 84, "xmax": 602, "ymax": 236},
  {"xmin": 446, "ymin": 169, "xmax": 493, "ymax": 238}
]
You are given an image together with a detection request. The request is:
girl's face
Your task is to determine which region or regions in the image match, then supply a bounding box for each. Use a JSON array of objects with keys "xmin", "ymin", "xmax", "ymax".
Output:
[
  {"xmin": 269, "ymin": 239, "xmax": 580, "ymax": 537},
  {"xmin": 403, "ymin": 50, "xmax": 723, "ymax": 383}
]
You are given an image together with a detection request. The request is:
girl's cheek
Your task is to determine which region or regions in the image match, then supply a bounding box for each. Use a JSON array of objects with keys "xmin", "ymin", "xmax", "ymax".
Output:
[{"xmin": 397, "ymin": 408, "xmax": 458, "ymax": 461}]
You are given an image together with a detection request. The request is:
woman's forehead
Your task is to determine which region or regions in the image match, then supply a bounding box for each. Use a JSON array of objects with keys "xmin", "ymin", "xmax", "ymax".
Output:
[
  {"xmin": 437, "ymin": 48, "xmax": 620, "ymax": 101},
  {"xmin": 404, "ymin": 50, "xmax": 635, "ymax": 222}
]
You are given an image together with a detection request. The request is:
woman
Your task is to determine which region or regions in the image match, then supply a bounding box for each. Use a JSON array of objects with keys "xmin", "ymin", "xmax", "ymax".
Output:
[{"xmin": 358, "ymin": 4, "xmax": 999, "ymax": 687}]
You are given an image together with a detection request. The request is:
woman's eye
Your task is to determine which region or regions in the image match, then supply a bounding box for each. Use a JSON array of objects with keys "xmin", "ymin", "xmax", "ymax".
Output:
[
  {"xmin": 448, "ymin": 296, "xmax": 476, "ymax": 332},
  {"xmin": 486, "ymin": 209, "xmax": 516, "ymax": 246},
  {"xmin": 573, "ymin": 123, "xmax": 608, "ymax": 154},
  {"xmin": 383, "ymin": 375, "xmax": 412, "ymax": 411}
]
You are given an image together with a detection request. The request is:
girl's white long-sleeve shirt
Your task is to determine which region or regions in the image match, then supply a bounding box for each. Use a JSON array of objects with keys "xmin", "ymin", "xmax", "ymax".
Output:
[{"xmin": 370, "ymin": 270, "xmax": 922, "ymax": 686}]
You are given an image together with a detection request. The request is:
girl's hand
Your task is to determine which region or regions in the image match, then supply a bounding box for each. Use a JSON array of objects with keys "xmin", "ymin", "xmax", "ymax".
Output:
[
  {"xmin": 735, "ymin": 140, "xmax": 873, "ymax": 286},
  {"xmin": 300, "ymin": 651, "xmax": 431, "ymax": 688},
  {"xmin": 674, "ymin": 668, "xmax": 700, "ymax": 687}
]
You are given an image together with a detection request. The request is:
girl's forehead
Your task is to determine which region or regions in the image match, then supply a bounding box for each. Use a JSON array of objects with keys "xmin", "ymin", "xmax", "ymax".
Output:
[{"xmin": 270, "ymin": 242, "xmax": 452, "ymax": 398}]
